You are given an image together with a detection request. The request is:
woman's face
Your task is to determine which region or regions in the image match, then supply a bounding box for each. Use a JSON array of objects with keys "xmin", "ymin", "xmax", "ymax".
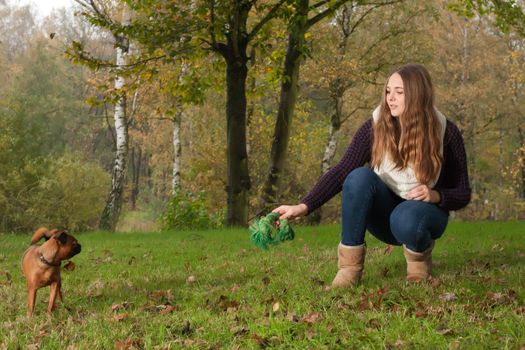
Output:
[{"xmin": 386, "ymin": 72, "xmax": 405, "ymax": 117}]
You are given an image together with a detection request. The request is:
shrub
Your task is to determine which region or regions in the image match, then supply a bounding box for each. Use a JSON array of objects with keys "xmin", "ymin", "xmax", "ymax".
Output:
[
  {"xmin": 160, "ymin": 190, "xmax": 223, "ymax": 230},
  {"xmin": 0, "ymin": 154, "xmax": 109, "ymax": 232}
]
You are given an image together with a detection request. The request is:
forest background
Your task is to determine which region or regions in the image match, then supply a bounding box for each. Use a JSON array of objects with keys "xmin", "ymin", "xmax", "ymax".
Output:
[{"xmin": 1, "ymin": 0, "xmax": 524, "ymax": 233}]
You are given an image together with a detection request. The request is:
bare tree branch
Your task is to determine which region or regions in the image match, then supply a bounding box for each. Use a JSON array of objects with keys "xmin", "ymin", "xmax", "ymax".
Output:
[
  {"xmin": 247, "ymin": 0, "xmax": 287, "ymax": 41},
  {"xmin": 307, "ymin": 0, "xmax": 349, "ymax": 28},
  {"xmin": 310, "ymin": 0, "xmax": 330, "ymax": 11}
]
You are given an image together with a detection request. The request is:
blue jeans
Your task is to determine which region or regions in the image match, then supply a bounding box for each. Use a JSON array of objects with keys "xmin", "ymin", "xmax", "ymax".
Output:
[{"xmin": 341, "ymin": 167, "xmax": 449, "ymax": 252}]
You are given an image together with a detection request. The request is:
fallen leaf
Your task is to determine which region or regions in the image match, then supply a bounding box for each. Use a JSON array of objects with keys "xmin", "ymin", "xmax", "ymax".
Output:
[
  {"xmin": 157, "ymin": 304, "xmax": 176, "ymax": 315},
  {"xmin": 148, "ymin": 289, "xmax": 174, "ymax": 303},
  {"xmin": 301, "ymin": 313, "xmax": 321, "ymax": 324},
  {"xmin": 515, "ymin": 306, "xmax": 525, "ymax": 315},
  {"xmin": 306, "ymin": 329, "xmax": 317, "ymax": 339},
  {"xmin": 486, "ymin": 290, "xmax": 516, "ymax": 305},
  {"xmin": 180, "ymin": 320, "xmax": 192, "ymax": 335},
  {"xmin": 217, "ymin": 295, "xmax": 240, "ymax": 311},
  {"xmin": 230, "ymin": 325, "xmax": 248, "ymax": 336},
  {"xmin": 187, "ymin": 275, "xmax": 196, "ymax": 283},
  {"xmin": 430, "ymin": 278, "xmax": 442, "ymax": 288},
  {"xmin": 367, "ymin": 318, "xmax": 381, "ymax": 328},
  {"xmin": 112, "ymin": 313, "xmax": 129, "ymax": 322},
  {"xmin": 439, "ymin": 292, "xmax": 457, "ymax": 302},
  {"xmin": 114, "ymin": 337, "xmax": 141, "ymax": 350},
  {"xmin": 251, "ymin": 334, "xmax": 270, "ymax": 347},
  {"xmin": 229, "ymin": 284, "xmax": 241, "ymax": 293},
  {"xmin": 63, "ymin": 261, "xmax": 75, "ymax": 271},
  {"xmin": 111, "ymin": 302, "xmax": 130, "ymax": 312},
  {"xmin": 436, "ymin": 326, "xmax": 454, "ymax": 335},
  {"xmin": 287, "ymin": 313, "xmax": 301, "ymax": 322},
  {"xmin": 491, "ymin": 244, "xmax": 504, "ymax": 252},
  {"xmin": 415, "ymin": 310, "xmax": 427, "ymax": 318},
  {"xmin": 86, "ymin": 279, "xmax": 105, "ymax": 297},
  {"xmin": 272, "ymin": 302, "xmax": 280, "ymax": 312}
]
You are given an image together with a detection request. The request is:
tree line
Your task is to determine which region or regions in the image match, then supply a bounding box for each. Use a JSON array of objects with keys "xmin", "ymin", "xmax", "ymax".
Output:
[{"xmin": 0, "ymin": 0, "xmax": 524, "ymax": 233}]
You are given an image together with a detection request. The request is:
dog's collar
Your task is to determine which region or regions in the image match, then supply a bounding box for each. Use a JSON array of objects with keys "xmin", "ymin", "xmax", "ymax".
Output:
[{"xmin": 39, "ymin": 254, "xmax": 60, "ymax": 267}]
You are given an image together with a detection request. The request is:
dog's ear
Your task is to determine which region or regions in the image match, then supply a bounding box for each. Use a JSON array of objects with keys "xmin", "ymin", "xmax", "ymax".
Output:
[
  {"xmin": 31, "ymin": 227, "xmax": 52, "ymax": 244},
  {"xmin": 54, "ymin": 231, "xmax": 68, "ymax": 245},
  {"xmin": 39, "ymin": 239, "xmax": 59, "ymax": 263}
]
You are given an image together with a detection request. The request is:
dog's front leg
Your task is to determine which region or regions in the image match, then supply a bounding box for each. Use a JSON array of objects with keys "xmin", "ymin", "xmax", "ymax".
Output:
[
  {"xmin": 48, "ymin": 281, "xmax": 59, "ymax": 314},
  {"xmin": 27, "ymin": 286, "xmax": 37, "ymax": 317},
  {"xmin": 57, "ymin": 281, "xmax": 63, "ymax": 304}
]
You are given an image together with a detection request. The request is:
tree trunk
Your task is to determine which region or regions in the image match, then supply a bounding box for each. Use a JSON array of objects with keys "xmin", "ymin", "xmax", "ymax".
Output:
[
  {"xmin": 221, "ymin": 40, "xmax": 251, "ymax": 226},
  {"xmin": 259, "ymin": 0, "xmax": 308, "ymax": 212},
  {"xmin": 519, "ymin": 126, "xmax": 525, "ymax": 200},
  {"xmin": 99, "ymin": 10, "xmax": 130, "ymax": 231},
  {"xmin": 130, "ymin": 145, "xmax": 142, "ymax": 210},
  {"xmin": 172, "ymin": 104, "xmax": 182, "ymax": 194},
  {"xmin": 171, "ymin": 62, "xmax": 188, "ymax": 195}
]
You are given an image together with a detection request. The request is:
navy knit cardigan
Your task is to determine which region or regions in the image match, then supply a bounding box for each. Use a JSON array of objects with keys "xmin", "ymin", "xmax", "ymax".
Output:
[{"xmin": 301, "ymin": 118, "xmax": 472, "ymax": 213}]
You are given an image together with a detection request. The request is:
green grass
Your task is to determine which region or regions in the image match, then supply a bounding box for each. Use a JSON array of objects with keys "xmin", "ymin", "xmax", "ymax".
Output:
[{"xmin": 0, "ymin": 221, "xmax": 523, "ymax": 349}]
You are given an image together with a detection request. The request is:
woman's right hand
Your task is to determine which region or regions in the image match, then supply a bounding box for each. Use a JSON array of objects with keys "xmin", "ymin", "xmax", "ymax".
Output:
[{"xmin": 272, "ymin": 203, "xmax": 309, "ymax": 220}]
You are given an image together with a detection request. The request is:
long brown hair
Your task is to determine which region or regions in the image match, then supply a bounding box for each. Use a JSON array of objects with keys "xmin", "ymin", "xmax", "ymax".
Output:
[{"xmin": 371, "ymin": 64, "xmax": 443, "ymax": 185}]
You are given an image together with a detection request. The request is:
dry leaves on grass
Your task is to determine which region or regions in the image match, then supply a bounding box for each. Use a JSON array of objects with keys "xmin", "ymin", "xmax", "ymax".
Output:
[
  {"xmin": 111, "ymin": 301, "xmax": 132, "ymax": 312},
  {"xmin": 211, "ymin": 295, "xmax": 240, "ymax": 312},
  {"xmin": 228, "ymin": 284, "xmax": 241, "ymax": 293},
  {"xmin": 301, "ymin": 313, "xmax": 322, "ymax": 324},
  {"xmin": 114, "ymin": 337, "xmax": 142, "ymax": 350},
  {"xmin": 63, "ymin": 261, "xmax": 75, "ymax": 271},
  {"xmin": 359, "ymin": 287, "xmax": 389, "ymax": 311},
  {"xmin": 439, "ymin": 292, "xmax": 457, "ymax": 302},
  {"xmin": 186, "ymin": 275, "xmax": 196, "ymax": 283},
  {"xmin": 251, "ymin": 334, "xmax": 270, "ymax": 348},
  {"xmin": 112, "ymin": 313, "xmax": 129, "ymax": 322},
  {"xmin": 485, "ymin": 290, "xmax": 517, "ymax": 305},
  {"xmin": 285, "ymin": 312, "xmax": 323, "ymax": 324},
  {"xmin": 86, "ymin": 278, "xmax": 105, "ymax": 297},
  {"xmin": 0, "ymin": 271, "xmax": 12, "ymax": 286},
  {"xmin": 148, "ymin": 289, "xmax": 174, "ymax": 303},
  {"xmin": 272, "ymin": 302, "xmax": 280, "ymax": 312}
]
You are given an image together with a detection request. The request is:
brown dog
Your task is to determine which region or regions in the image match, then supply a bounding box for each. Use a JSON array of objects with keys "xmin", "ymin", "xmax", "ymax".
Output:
[{"xmin": 21, "ymin": 227, "xmax": 81, "ymax": 316}]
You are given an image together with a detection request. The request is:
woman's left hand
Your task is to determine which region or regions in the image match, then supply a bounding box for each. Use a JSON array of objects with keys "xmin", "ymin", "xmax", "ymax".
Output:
[{"xmin": 407, "ymin": 185, "xmax": 441, "ymax": 203}]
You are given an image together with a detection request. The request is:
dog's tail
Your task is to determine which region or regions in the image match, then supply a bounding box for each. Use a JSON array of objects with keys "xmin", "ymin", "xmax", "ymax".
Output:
[{"xmin": 30, "ymin": 227, "xmax": 57, "ymax": 244}]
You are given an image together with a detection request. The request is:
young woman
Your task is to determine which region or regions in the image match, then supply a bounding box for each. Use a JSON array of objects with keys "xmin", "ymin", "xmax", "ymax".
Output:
[{"xmin": 273, "ymin": 64, "xmax": 471, "ymax": 286}]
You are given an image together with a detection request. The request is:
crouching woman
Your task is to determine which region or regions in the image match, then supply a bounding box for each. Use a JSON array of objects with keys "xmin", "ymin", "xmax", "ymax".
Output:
[{"xmin": 273, "ymin": 63, "xmax": 471, "ymax": 286}]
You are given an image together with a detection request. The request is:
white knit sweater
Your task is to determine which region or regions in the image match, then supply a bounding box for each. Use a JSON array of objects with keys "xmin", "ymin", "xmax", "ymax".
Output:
[{"xmin": 372, "ymin": 106, "xmax": 447, "ymax": 199}]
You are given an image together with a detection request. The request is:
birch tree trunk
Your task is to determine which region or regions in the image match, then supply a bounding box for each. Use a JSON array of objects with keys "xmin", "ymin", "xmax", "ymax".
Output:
[
  {"xmin": 172, "ymin": 102, "xmax": 182, "ymax": 194},
  {"xmin": 99, "ymin": 9, "xmax": 130, "ymax": 231},
  {"xmin": 170, "ymin": 62, "xmax": 188, "ymax": 194}
]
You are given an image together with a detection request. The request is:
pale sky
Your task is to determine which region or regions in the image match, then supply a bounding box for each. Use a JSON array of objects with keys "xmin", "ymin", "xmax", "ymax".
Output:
[{"xmin": 14, "ymin": 0, "xmax": 74, "ymax": 17}]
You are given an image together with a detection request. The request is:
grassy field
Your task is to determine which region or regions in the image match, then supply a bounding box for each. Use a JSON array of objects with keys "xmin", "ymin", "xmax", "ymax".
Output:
[{"xmin": 0, "ymin": 221, "xmax": 523, "ymax": 349}]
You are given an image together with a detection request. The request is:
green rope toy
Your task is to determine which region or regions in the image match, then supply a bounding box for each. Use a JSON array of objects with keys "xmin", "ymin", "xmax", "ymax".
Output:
[{"xmin": 249, "ymin": 212, "xmax": 295, "ymax": 249}]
